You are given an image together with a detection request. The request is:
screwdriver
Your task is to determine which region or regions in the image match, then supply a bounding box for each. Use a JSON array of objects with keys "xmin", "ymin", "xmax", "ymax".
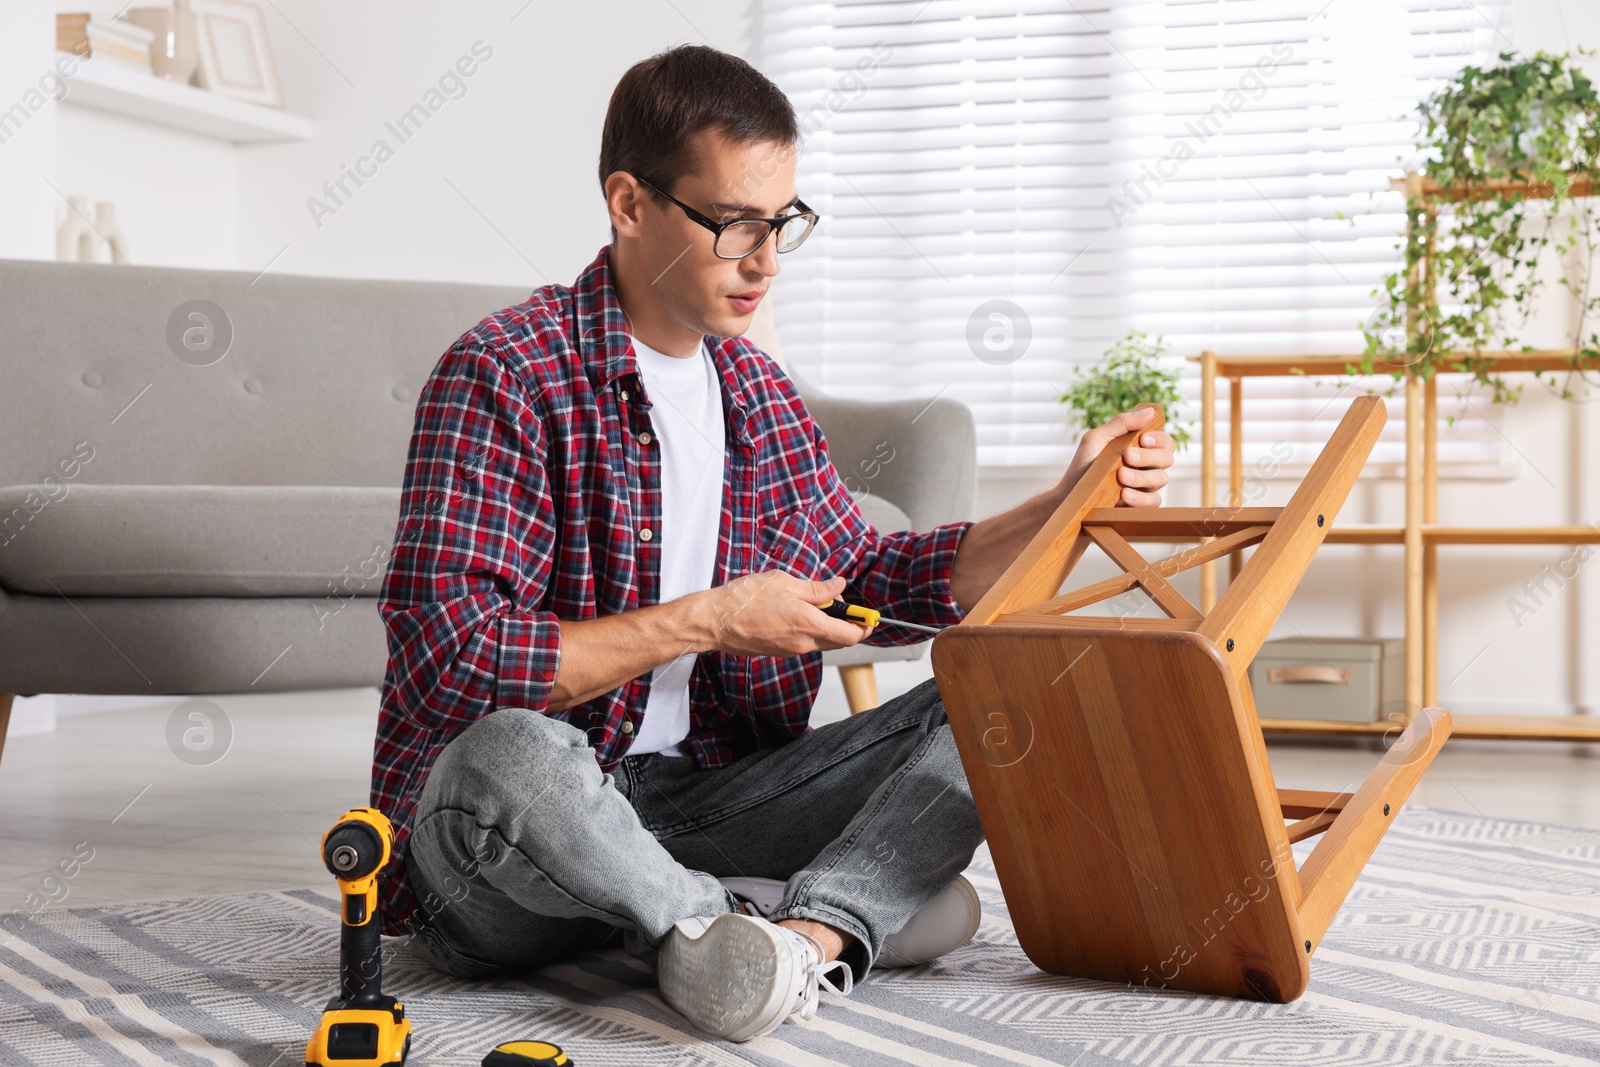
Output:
[{"xmin": 816, "ymin": 598, "xmax": 944, "ymax": 635}]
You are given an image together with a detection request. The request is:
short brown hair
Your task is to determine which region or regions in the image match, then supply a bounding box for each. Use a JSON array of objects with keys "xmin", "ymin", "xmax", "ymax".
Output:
[{"xmin": 599, "ymin": 45, "xmax": 798, "ymax": 200}]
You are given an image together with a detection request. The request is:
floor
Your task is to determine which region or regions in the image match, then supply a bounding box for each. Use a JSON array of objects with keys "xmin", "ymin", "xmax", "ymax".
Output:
[{"xmin": 2, "ymin": 658, "xmax": 1596, "ymax": 911}]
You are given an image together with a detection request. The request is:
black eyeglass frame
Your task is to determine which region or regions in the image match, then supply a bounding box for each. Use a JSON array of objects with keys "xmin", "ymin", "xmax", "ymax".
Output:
[{"xmin": 636, "ymin": 177, "xmax": 818, "ymax": 259}]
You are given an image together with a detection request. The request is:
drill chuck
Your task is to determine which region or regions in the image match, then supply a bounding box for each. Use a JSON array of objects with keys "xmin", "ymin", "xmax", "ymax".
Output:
[{"xmin": 324, "ymin": 820, "xmax": 384, "ymax": 881}]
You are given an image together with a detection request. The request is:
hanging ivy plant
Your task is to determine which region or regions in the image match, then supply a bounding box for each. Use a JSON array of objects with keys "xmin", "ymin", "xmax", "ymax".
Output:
[
  {"xmin": 1362, "ymin": 50, "xmax": 1600, "ymax": 403},
  {"xmin": 1060, "ymin": 331, "xmax": 1192, "ymax": 450}
]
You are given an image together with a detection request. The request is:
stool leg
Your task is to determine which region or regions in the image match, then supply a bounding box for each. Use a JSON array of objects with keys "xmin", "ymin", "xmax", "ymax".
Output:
[{"xmin": 836, "ymin": 664, "xmax": 879, "ymax": 715}]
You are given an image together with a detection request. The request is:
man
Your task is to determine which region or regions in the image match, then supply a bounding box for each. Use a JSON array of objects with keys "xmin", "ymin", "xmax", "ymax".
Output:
[{"xmin": 371, "ymin": 44, "xmax": 1174, "ymax": 1043}]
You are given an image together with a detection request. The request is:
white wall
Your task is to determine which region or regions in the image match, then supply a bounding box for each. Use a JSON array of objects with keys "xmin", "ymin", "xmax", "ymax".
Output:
[
  {"xmin": 0, "ymin": 4, "xmax": 58, "ymax": 259},
  {"xmin": 25, "ymin": 0, "xmax": 755, "ymax": 283},
  {"xmin": 234, "ymin": 0, "xmax": 756, "ymax": 286},
  {"xmin": 55, "ymin": 105, "xmax": 238, "ymax": 269}
]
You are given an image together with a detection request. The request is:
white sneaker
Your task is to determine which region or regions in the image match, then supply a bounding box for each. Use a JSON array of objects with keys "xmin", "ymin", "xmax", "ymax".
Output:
[
  {"xmin": 655, "ymin": 912, "xmax": 853, "ymax": 1042},
  {"xmin": 719, "ymin": 873, "xmax": 981, "ymax": 969}
]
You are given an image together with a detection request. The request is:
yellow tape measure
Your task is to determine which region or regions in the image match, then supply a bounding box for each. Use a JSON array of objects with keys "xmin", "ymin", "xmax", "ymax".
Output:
[{"xmin": 482, "ymin": 1042, "xmax": 569, "ymax": 1067}]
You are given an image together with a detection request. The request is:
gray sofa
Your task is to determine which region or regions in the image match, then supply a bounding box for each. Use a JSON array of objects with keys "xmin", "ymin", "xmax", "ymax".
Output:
[{"xmin": 0, "ymin": 258, "xmax": 976, "ymax": 753}]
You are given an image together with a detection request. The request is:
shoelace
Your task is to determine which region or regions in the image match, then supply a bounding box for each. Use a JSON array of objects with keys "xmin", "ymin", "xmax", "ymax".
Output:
[{"xmin": 781, "ymin": 928, "xmax": 854, "ymax": 1025}]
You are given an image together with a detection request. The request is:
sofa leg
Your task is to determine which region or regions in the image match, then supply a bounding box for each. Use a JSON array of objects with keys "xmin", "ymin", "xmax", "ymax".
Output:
[
  {"xmin": 0, "ymin": 692, "xmax": 12, "ymax": 767},
  {"xmin": 837, "ymin": 664, "xmax": 879, "ymax": 715}
]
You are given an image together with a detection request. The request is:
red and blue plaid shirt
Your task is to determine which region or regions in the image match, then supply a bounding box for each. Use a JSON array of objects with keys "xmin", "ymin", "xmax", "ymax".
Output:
[{"xmin": 370, "ymin": 245, "xmax": 973, "ymax": 935}]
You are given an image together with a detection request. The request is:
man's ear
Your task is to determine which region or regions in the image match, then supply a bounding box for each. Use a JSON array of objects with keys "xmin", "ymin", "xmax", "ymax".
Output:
[{"xmin": 606, "ymin": 172, "xmax": 649, "ymax": 240}]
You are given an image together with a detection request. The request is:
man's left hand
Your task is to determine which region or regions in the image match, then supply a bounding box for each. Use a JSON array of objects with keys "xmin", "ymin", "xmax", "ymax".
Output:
[{"xmin": 1058, "ymin": 405, "xmax": 1175, "ymax": 507}]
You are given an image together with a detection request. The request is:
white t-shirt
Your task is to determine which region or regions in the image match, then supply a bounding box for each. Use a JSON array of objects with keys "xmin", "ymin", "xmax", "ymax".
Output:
[{"xmin": 627, "ymin": 335, "xmax": 726, "ymax": 757}]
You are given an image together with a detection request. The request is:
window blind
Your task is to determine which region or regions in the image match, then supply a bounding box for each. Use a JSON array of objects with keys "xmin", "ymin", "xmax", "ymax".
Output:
[{"xmin": 756, "ymin": 0, "xmax": 1515, "ymax": 476}]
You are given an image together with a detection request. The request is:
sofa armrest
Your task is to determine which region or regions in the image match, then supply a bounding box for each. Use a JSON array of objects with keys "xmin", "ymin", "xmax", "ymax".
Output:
[{"xmin": 787, "ymin": 365, "xmax": 977, "ymax": 532}]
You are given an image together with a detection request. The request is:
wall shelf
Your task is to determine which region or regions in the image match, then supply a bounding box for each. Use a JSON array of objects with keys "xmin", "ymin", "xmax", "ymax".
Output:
[{"xmin": 60, "ymin": 55, "xmax": 311, "ymax": 143}]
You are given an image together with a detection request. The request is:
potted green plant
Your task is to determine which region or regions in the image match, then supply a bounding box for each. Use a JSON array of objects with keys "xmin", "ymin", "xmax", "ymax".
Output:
[
  {"xmin": 1363, "ymin": 50, "xmax": 1600, "ymax": 402},
  {"xmin": 1060, "ymin": 331, "xmax": 1191, "ymax": 449}
]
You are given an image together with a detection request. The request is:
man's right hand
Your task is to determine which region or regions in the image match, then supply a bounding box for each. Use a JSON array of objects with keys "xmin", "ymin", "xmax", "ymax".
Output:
[{"xmin": 694, "ymin": 572, "xmax": 873, "ymax": 657}]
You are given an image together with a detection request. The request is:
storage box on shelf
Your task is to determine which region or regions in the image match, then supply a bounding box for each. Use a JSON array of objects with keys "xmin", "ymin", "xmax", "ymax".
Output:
[{"xmin": 1250, "ymin": 638, "xmax": 1404, "ymax": 724}]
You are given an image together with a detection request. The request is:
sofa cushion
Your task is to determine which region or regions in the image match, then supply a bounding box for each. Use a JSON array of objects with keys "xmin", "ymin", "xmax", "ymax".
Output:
[
  {"xmin": 0, "ymin": 484, "xmax": 911, "ymax": 600},
  {"xmin": 0, "ymin": 259, "xmax": 526, "ymax": 489},
  {"xmin": 0, "ymin": 485, "xmax": 401, "ymax": 597}
]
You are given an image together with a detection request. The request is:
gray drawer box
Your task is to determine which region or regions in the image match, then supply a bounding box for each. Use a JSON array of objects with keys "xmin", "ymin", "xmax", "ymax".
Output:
[{"xmin": 1249, "ymin": 637, "xmax": 1404, "ymax": 723}]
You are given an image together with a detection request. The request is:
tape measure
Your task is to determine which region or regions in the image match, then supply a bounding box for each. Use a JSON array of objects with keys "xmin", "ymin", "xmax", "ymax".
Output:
[{"xmin": 482, "ymin": 1041, "xmax": 569, "ymax": 1067}]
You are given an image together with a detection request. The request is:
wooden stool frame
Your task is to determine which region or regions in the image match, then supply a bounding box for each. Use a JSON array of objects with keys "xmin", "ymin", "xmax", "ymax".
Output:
[{"xmin": 930, "ymin": 396, "xmax": 1452, "ymax": 1001}]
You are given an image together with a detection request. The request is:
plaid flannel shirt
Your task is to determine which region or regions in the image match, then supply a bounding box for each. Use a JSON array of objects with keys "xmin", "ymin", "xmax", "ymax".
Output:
[{"xmin": 370, "ymin": 245, "xmax": 973, "ymax": 935}]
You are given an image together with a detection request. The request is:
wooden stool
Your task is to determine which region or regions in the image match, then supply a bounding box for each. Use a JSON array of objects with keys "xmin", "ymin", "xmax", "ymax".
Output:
[{"xmin": 930, "ymin": 396, "xmax": 1451, "ymax": 1001}]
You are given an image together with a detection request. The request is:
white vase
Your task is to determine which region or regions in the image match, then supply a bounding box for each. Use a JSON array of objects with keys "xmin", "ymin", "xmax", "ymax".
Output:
[
  {"xmin": 126, "ymin": 5, "xmax": 200, "ymax": 85},
  {"xmin": 56, "ymin": 195, "xmax": 102, "ymax": 262},
  {"xmin": 96, "ymin": 201, "xmax": 131, "ymax": 265}
]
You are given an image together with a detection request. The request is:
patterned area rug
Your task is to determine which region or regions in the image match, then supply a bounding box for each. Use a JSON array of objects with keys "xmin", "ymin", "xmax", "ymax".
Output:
[{"xmin": 1, "ymin": 806, "xmax": 1596, "ymax": 1066}]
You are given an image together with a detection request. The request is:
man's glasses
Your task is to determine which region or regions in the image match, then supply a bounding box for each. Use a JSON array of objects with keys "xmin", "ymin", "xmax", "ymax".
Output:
[{"xmin": 637, "ymin": 177, "xmax": 818, "ymax": 260}]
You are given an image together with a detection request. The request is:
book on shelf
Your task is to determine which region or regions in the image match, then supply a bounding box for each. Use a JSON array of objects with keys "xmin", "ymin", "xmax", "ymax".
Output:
[
  {"xmin": 58, "ymin": 11, "xmax": 154, "ymax": 46},
  {"xmin": 57, "ymin": 13, "xmax": 155, "ymax": 74}
]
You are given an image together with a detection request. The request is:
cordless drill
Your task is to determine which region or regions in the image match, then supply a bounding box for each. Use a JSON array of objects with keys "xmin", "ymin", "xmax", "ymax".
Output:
[{"xmin": 305, "ymin": 807, "xmax": 412, "ymax": 1067}]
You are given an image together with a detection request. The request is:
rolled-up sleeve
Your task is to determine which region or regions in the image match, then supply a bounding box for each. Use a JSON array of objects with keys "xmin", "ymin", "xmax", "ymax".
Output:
[
  {"xmin": 798, "ymin": 393, "xmax": 974, "ymax": 647},
  {"xmin": 379, "ymin": 341, "xmax": 563, "ymax": 731}
]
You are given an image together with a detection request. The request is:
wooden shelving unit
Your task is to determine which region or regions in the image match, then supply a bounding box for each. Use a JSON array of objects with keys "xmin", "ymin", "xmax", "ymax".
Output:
[{"xmin": 1191, "ymin": 171, "xmax": 1600, "ymax": 744}]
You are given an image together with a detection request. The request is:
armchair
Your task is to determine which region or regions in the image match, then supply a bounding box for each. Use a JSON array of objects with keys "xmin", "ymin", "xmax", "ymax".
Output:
[{"xmin": 744, "ymin": 299, "xmax": 979, "ymax": 714}]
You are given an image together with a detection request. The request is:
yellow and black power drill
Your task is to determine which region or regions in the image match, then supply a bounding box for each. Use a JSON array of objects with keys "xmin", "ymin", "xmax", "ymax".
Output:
[{"xmin": 305, "ymin": 807, "xmax": 412, "ymax": 1067}]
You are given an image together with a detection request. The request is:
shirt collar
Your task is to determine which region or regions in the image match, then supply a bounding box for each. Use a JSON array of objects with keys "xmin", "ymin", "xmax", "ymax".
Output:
[
  {"xmin": 574, "ymin": 244, "xmax": 756, "ymax": 446},
  {"xmin": 573, "ymin": 245, "xmax": 638, "ymax": 388}
]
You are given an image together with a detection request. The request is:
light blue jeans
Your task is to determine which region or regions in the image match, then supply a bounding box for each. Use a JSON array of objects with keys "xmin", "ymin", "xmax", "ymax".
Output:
[{"xmin": 404, "ymin": 676, "xmax": 984, "ymax": 982}]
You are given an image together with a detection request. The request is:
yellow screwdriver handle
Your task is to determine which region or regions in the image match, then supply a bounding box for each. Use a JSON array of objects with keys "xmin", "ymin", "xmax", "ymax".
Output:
[{"xmin": 818, "ymin": 598, "xmax": 880, "ymax": 628}]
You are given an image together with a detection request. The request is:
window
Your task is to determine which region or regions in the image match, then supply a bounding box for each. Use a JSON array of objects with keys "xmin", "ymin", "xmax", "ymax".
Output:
[{"xmin": 758, "ymin": 0, "xmax": 1516, "ymax": 475}]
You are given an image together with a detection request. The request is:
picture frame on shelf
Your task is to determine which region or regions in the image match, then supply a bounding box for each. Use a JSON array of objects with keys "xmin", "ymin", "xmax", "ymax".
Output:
[{"xmin": 189, "ymin": 0, "xmax": 283, "ymax": 109}]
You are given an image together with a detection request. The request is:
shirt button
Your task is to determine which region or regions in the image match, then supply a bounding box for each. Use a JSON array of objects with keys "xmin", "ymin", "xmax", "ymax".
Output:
[
  {"xmin": 639, "ymin": 528, "xmax": 652, "ymax": 541},
  {"xmin": 621, "ymin": 721, "xmax": 634, "ymax": 734},
  {"xmin": 620, "ymin": 390, "xmax": 629, "ymax": 401},
  {"xmin": 638, "ymin": 431, "xmax": 653, "ymax": 445}
]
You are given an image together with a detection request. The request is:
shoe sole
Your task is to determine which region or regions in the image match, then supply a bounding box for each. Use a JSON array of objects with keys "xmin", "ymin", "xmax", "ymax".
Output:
[{"xmin": 656, "ymin": 914, "xmax": 800, "ymax": 1042}]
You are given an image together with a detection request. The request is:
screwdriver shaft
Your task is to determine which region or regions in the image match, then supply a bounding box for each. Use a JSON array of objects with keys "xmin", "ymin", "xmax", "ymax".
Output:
[{"xmin": 875, "ymin": 615, "xmax": 943, "ymax": 635}]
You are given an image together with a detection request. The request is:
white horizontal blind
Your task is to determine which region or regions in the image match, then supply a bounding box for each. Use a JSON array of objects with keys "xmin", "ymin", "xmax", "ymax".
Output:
[{"xmin": 757, "ymin": 0, "xmax": 1514, "ymax": 474}]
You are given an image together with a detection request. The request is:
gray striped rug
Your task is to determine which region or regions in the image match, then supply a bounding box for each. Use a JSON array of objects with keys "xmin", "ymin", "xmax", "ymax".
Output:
[{"xmin": 1, "ymin": 806, "xmax": 1596, "ymax": 1066}]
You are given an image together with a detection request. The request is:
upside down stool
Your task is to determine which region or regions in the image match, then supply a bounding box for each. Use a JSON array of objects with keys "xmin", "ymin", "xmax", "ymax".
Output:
[{"xmin": 930, "ymin": 396, "xmax": 1452, "ymax": 1001}]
